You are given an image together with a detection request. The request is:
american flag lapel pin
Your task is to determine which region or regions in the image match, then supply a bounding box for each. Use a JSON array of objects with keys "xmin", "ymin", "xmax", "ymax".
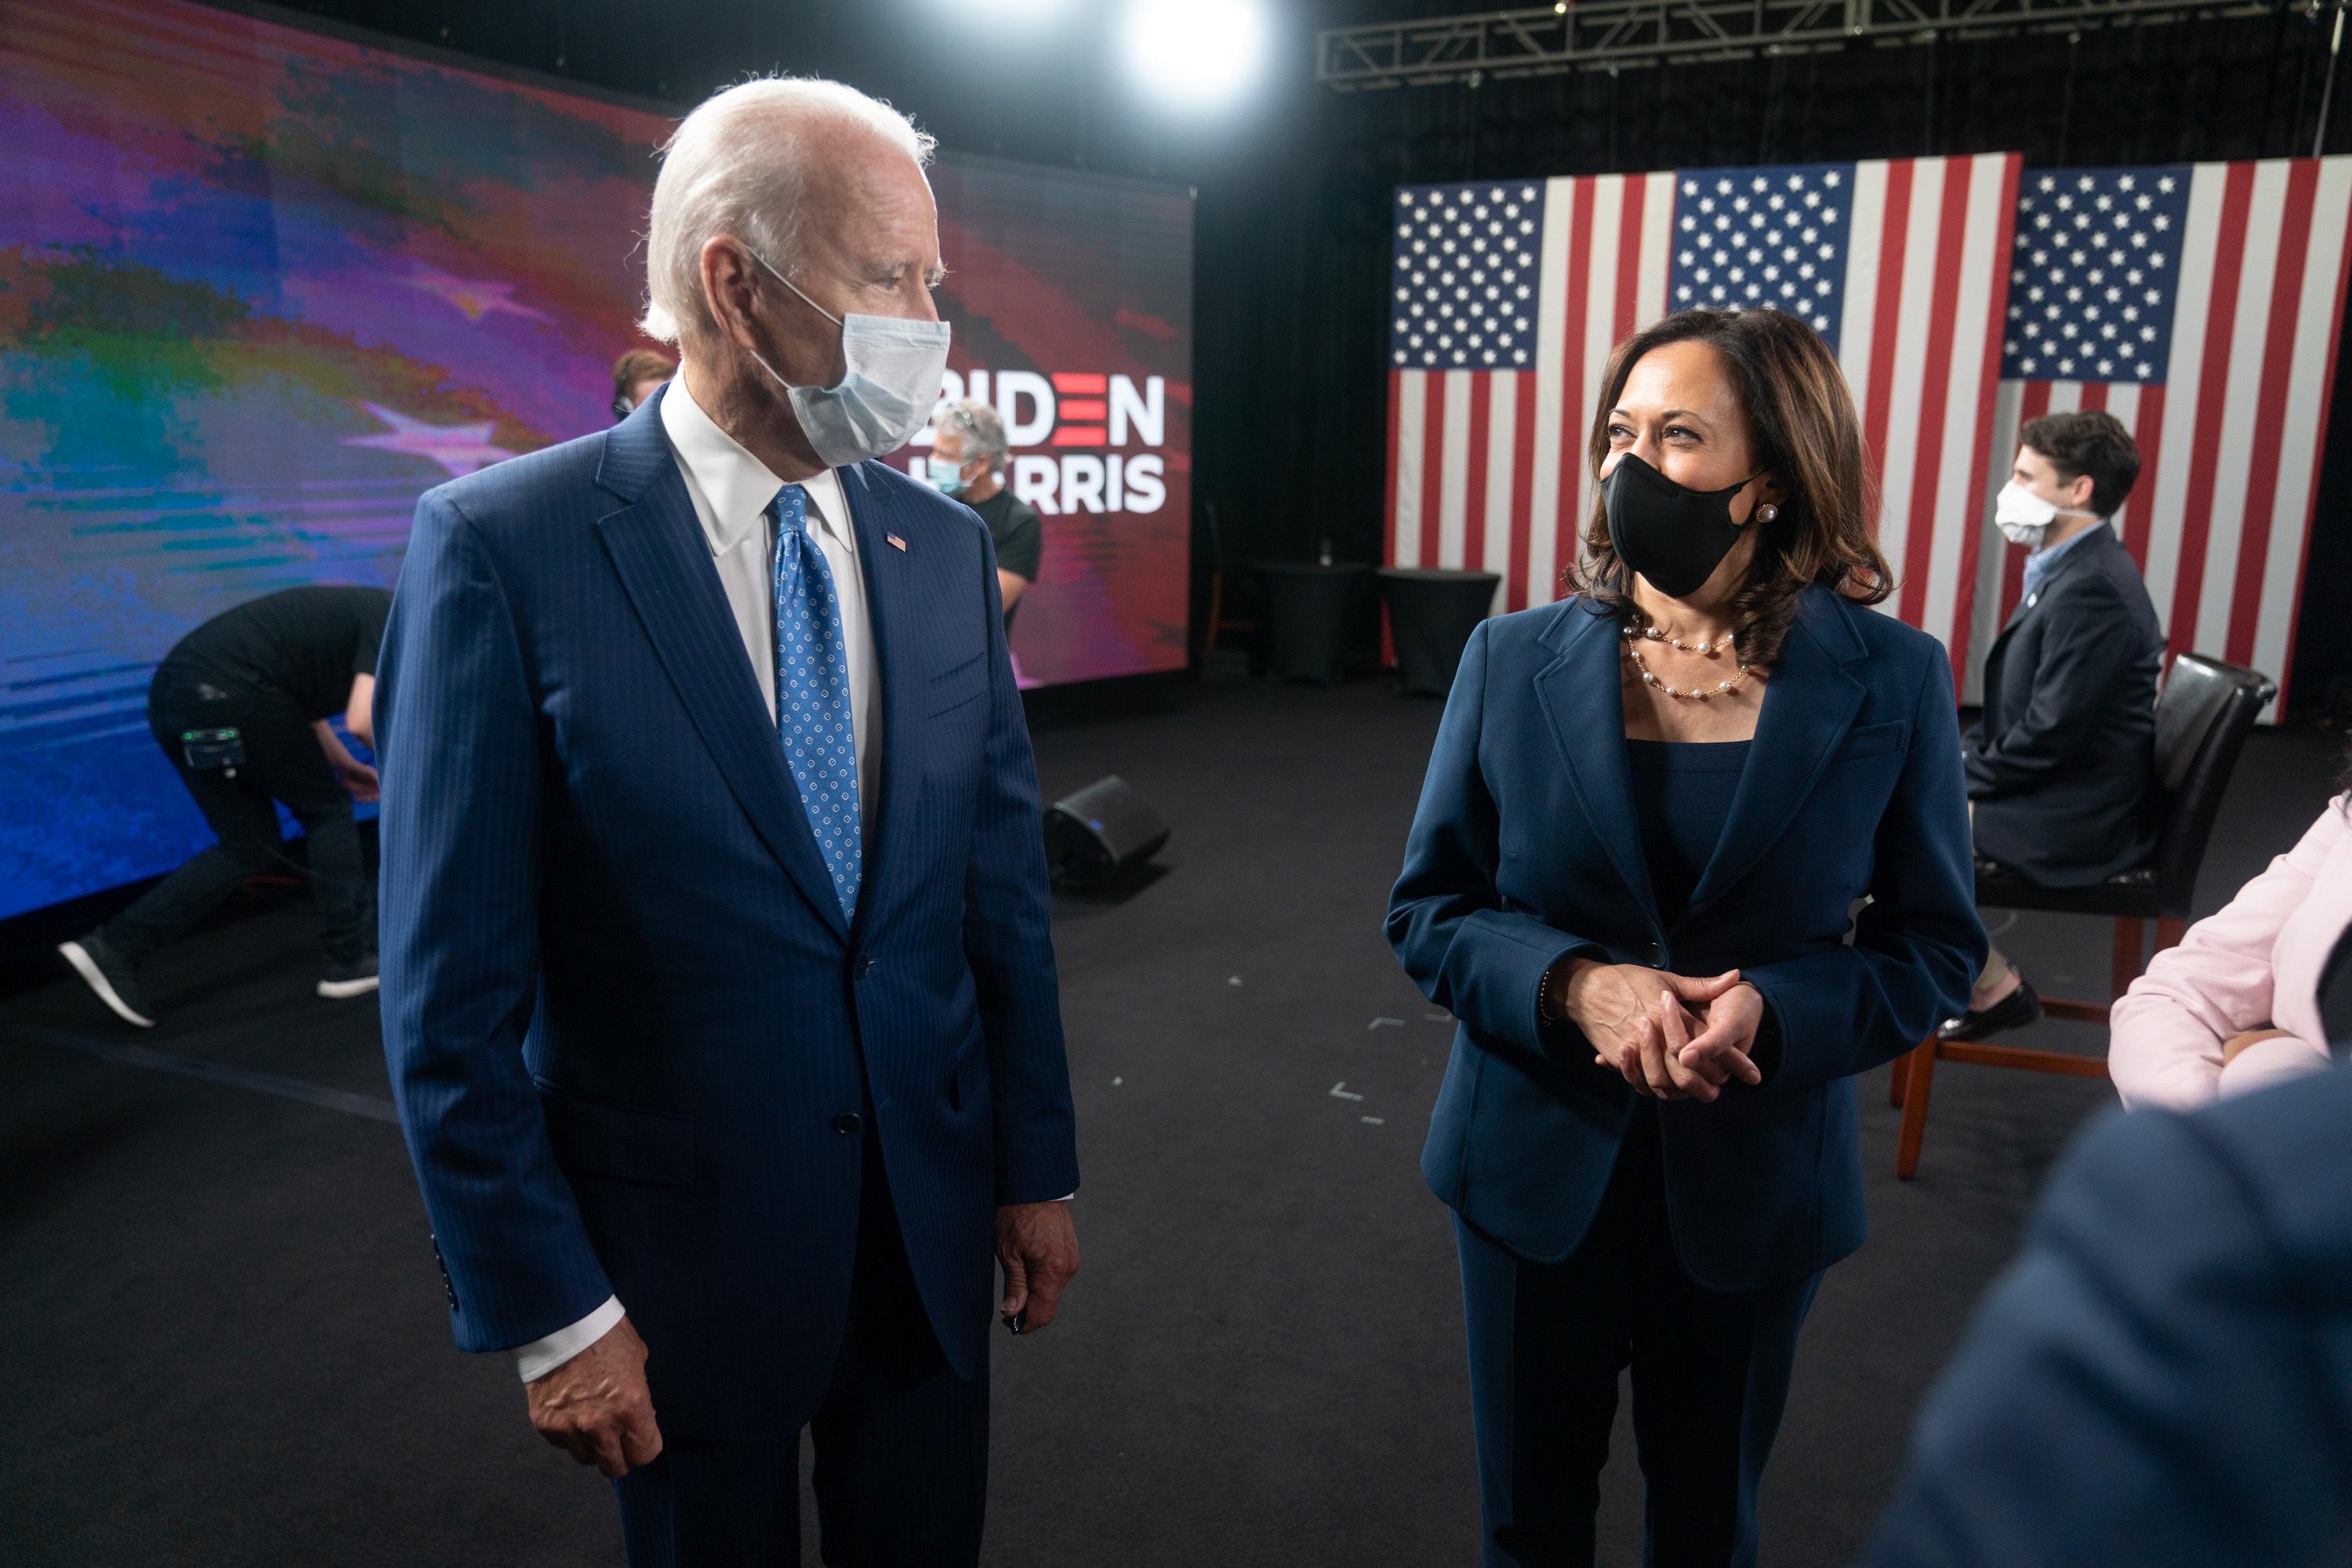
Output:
[{"xmin": 886, "ymin": 533, "xmax": 907, "ymax": 552}]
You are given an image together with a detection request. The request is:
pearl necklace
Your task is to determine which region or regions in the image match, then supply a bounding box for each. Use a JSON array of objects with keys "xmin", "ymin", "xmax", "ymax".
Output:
[{"xmin": 1621, "ymin": 622, "xmax": 1758, "ymax": 702}]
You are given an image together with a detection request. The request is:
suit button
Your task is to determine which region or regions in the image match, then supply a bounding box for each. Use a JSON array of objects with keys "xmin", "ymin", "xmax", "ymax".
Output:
[
  {"xmin": 831, "ymin": 1112, "xmax": 863, "ymax": 1135},
  {"xmin": 855, "ymin": 956, "xmax": 875, "ymax": 980},
  {"xmin": 1650, "ymin": 942, "xmax": 1668, "ymax": 966}
]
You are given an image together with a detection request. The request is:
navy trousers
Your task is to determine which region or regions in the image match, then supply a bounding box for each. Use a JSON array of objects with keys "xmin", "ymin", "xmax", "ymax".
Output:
[
  {"xmin": 612, "ymin": 1137, "xmax": 990, "ymax": 1566},
  {"xmin": 1454, "ymin": 1105, "xmax": 1822, "ymax": 1568}
]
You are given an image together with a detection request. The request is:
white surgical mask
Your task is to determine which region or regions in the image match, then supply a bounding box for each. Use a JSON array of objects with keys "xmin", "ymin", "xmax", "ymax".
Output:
[
  {"xmin": 1993, "ymin": 479, "xmax": 2096, "ymax": 548},
  {"xmin": 743, "ymin": 250, "xmax": 952, "ymax": 470}
]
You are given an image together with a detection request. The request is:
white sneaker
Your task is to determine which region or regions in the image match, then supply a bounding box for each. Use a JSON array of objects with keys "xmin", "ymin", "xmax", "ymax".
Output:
[
  {"xmin": 58, "ymin": 936, "xmax": 155, "ymax": 1028},
  {"xmin": 318, "ymin": 951, "xmax": 379, "ymax": 1000}
]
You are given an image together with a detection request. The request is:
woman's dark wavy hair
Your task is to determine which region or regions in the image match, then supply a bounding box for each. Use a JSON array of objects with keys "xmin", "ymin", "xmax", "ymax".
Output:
[{"xmin": 1565, "ymin": 307, "xmax": 1891, "ymax": 669}]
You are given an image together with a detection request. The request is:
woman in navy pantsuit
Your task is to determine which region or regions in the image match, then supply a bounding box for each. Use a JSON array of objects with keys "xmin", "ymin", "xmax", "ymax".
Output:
[{"xmin": 1387, "ymin": 308, "xmax": 1985, "ymax": 1567}]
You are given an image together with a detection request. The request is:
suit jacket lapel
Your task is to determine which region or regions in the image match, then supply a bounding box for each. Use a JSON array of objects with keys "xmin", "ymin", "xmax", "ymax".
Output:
[
  {"xmin": 2005, "ymin": 521, "xmax": 2114, "ymax": 633},
  {"xmin": 1683, "ymin": 593, "xmax": 1867, "ymax": 918},
  {"xmin": 591, "ymin": 399, "xmax": 851, "ymax": 943},
  {"xmin": 1532, "ymin": 605, "xmax": 1663, "ymax": 935},
  {"xmin": 837, "ymin": 463, "xmax": 916, "ymax": 938}
]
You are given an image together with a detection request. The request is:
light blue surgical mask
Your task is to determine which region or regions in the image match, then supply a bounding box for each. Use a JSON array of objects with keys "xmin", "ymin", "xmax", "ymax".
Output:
[
  {"xmin": 927, "ymin": 455, "xmax": 974, "ymax": 495},
  {"xmin": 744, "ymin": 250, "xmax": 952, "ymax": 470}
]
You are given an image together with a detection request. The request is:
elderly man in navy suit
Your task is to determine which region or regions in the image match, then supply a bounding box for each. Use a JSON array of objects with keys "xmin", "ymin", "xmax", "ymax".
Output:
[{"xmin": 375, "ymin": 77, "xmax": 1080, "ymax": 1566}]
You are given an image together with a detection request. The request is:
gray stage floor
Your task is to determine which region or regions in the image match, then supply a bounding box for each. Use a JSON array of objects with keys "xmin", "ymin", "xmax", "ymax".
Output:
[{"xmin": 2, "ymin": 676, "xmax": 2339, "ymax": 1566}]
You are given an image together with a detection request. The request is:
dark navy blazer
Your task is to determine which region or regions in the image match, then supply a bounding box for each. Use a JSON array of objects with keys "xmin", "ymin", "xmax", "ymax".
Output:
[
  {"xmin": 375, "ymin": 391, "xmax": 1080, "ymax": 1439},
  {"xmin": 1388, "ymin": 587, "xmax": 1985, "ymax": 1287},
  {"xmin": 1965, "ymin": 523, "xmax": 2163, "ymax": 887},
  {"xmin": 1860, "ymin": 1062, "xmax": 2352, "ymax": 1567}
]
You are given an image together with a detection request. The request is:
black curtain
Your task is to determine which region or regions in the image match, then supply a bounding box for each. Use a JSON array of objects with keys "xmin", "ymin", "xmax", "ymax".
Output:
[{"xmin": 238, "ymin": 0, "xmax": 2352, "ymax": 712}]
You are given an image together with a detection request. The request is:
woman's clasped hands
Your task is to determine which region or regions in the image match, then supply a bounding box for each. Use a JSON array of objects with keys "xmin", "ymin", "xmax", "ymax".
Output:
[{"xmin": 1556, "ymin": 958, "xmax": 1767, "ymax": 1103}]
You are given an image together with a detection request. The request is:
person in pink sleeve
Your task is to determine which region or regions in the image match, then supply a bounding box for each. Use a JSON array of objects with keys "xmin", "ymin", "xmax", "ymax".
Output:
[{"xmin": 2107, "ymin": 757, "xmax": 2351, "ymax": 1109}]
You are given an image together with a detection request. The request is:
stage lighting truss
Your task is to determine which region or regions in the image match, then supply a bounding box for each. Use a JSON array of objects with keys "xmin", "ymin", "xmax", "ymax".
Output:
[{"xmin": 1317, "ymin": 0, "xmax": 2279, "ymax": 88}]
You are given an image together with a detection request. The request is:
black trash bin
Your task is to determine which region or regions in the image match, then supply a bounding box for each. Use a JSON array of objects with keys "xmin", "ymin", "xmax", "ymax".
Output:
[
  {"xmin": 1253, "ymin": 561, "xmax": 1371, "ymax": 686},
  {"xmin": 1379, "ymin": 567, "xmax": 1501, "ymax": 696}
]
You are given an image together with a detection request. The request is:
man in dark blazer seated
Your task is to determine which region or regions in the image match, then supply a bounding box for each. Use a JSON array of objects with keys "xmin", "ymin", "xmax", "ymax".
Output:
[
  {"xmin": 1945, "ymin": 409, "xmax": 2165, "ymax": 1040},
  {"xmin": 1857, "ymin": 927, "xmax": 2352, "ymax": 1566},
  {"xmin": 376, "ymin": 78, "xmax": 1080, "ymax": 1566}
]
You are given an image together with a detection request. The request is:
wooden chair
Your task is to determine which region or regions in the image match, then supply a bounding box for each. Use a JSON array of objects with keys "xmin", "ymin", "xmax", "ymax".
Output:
[
  {"xmin": 1890, "ymin": 653, "xmax": 2278, "ymax": 1178},
  {"xmin": 1200, "ymin": 499, "xmax": 1258, "ymax": 658}
]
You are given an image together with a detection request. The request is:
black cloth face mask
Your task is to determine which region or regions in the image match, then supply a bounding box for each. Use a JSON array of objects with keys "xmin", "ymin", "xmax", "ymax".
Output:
[{"xmin": 1602, "ymin": 452, "xmax": 1766, "ymax": 598}]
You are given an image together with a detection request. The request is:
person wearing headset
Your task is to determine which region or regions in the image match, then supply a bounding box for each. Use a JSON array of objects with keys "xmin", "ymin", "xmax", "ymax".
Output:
[
  {"xmin": 59, "ymin": 584, "xmax": 394, "ymax": 1026},
  {"xmin": 929, "ymin": 398, "xmax": 1041, "ymax": 632},
  {"xmin": 612, "ymin": 347, "xmax": 677, "ymax": 422}
]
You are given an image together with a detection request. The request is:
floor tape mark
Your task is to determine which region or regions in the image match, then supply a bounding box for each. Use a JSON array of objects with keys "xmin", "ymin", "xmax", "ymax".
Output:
[{"xmin": 20, "ymin": 1022, "xmax": 400, "ymax": 1124}]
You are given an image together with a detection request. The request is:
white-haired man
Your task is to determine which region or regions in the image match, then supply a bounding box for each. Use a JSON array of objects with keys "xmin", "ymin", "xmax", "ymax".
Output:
[
  {"xmin": 375, "ymin": 78, "xmax": 1080, "ymax": 1564},
  {"xmin": 929, "ymin": 399, "xmax": 1042, "ymax": 630}
]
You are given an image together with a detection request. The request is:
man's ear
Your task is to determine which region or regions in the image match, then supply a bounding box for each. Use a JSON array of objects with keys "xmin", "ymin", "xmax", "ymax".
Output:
[
  {"xmin": 699, "ymin": 236, "xmax": 764, "ymax": 354},
  {"xmin": 2060, "ymin": 470, "xmax": 2097, "ymax": 513}
]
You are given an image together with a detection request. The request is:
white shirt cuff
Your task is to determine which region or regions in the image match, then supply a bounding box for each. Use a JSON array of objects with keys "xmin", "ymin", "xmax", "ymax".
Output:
[{"xmin": 512, "ymin": 1295, "xmax": 624, "ymax": 1383}]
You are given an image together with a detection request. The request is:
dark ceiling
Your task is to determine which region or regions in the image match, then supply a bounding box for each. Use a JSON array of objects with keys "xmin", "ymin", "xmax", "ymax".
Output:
[{"xmin": 252, "ymin": 0, "xmax": 1406, "ymax": 184}]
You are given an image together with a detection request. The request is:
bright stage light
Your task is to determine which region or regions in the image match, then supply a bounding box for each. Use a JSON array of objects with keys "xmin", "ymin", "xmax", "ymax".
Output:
[
  {"xmin": 1121, "ymin": 0, "xmax": 1267, "ymax": 107},
  {"xmin": 953, "ymin": 0, "xmax": 1072, "ymax": 15}
]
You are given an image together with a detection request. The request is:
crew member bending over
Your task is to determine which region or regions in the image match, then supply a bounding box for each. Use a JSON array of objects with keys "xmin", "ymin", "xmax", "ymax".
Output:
[{"xmin": 60, "ymin": 584, "xmax": 390, "ymax": 1025}]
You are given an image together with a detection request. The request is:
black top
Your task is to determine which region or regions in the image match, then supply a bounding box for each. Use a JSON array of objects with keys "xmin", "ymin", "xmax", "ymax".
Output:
[
  {"xmin": 164, "ymin": 585, "xmax": 393, "ymax": 720},
  {"xmin": 969, "ymin": 490, "xmax": 1041, "ymax": 629},
  {"xmin": 2320, "ymin": 923, "xmax": 2352, "ymax": 1054},
  {"xmin": 1625, "ymin": 739, "xmax": 1752, "ymax": 928}
]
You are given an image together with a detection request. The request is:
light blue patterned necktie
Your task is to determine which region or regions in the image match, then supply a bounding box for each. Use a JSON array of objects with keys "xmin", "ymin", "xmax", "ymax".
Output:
[{"xmin": 770, "ymin": 483, "xmax": 862, "ymax": 920}]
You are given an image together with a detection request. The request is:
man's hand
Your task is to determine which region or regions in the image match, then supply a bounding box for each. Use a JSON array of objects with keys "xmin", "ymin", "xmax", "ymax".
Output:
[
  {"xmin": 311, "ymin": 718, "xmax": 379, "ymax": 802},
  {"xmin": 524, "ymin": 1316, "xmax": 663, "ymax": 1479},
  {"xmin": 996, "ymin": 1200, "xmax": 1079, "ymax": 1335},
  {"xmin": 332, "ymin": 756, "xmax": 379, "ymax": 804}
]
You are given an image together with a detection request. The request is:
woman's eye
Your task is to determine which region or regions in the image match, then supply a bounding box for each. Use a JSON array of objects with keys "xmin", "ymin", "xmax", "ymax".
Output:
[
  {"xmin": 1606, "ymin": 425, "xmax": 1634, "ymax": 442},
  {"xmin": 1664, "ymin": 425, "xmax": 1697, "ymax": 441}
]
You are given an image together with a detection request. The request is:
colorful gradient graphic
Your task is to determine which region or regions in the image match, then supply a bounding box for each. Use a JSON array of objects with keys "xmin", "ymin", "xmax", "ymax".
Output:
[{"xmin": 0, "ymin": 0, "xmax": 1192, "ymax": 922}]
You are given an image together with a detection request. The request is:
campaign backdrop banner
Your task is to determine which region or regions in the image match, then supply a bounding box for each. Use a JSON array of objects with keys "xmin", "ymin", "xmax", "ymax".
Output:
[{"xmin": 0, "ymin": 0, "xmax": 1191, "ymax": 922}]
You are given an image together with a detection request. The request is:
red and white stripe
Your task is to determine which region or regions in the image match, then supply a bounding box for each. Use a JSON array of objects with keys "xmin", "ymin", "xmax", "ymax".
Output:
[
  {"xmin": 1962, "ymin": 156, "xmax": 2352, "ymax": 714},
  {"xmin": 1387, "ymin": 154, "xmax": 2021, "ymax": 683}
]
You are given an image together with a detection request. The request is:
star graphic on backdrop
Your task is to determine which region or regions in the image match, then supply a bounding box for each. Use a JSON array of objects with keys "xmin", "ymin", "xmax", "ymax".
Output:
[
  {"xmin": 340, "ymin": 402, "xmax": 516, "ymax": 477},
  {"xmin": 401, "ymin": 267, "xmax": 554, "ymax": 323}
]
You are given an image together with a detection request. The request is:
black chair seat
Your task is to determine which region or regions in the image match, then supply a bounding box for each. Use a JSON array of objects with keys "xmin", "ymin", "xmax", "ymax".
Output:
[{"xmin": 1973, "ymin": 861, "xmax": 2172, "ymax": 922}]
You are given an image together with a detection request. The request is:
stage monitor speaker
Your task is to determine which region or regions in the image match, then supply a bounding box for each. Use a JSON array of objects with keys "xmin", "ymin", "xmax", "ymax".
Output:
[{"xmin": 1044, "ymin": 775, "xmax": 1169, "ymax": 890}]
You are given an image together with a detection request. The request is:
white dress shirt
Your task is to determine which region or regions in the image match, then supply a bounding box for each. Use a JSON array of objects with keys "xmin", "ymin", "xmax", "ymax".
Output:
[
  {"xmin": 662, "ymin": 376, "xmax": 881, "ymax": 815},
  {"xmin": 513, "ymin": 379, "xmax": 880, "ymax": 1383}
]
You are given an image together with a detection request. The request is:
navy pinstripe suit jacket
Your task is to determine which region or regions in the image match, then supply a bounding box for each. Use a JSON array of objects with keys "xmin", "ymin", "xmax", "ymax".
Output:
[{"xmin": 376, "ymin": 390, "xmax": 1080, "ymax": 1438}]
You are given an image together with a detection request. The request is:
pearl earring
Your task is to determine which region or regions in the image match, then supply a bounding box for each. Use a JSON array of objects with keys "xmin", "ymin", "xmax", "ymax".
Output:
[{"xmin": 1756, "ymin": 503, "xmax": 1780, "ymax": 524}]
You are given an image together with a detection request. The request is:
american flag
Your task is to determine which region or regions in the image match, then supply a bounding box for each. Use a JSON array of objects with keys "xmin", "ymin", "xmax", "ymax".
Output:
[
  {"xmin": 1384, "ymin": 155, "xmax": 2024, "ymax": 681},
  {"xmin": 1964, "ymin": 159, "xmax": 2352, "ymax": 713}
]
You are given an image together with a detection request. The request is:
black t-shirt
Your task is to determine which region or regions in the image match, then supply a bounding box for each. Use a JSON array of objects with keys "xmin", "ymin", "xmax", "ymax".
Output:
[
  {"xmin": 165, "ymin": 585, "xmax": 394, "ymax": 720},
  {"xmin": 969, "ymin": 490, "xmax": 1042, "ymax": 629},
  {"xmin": 2320, "ymin": 920, "xmax": 2352, "ymax": 1054}
]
